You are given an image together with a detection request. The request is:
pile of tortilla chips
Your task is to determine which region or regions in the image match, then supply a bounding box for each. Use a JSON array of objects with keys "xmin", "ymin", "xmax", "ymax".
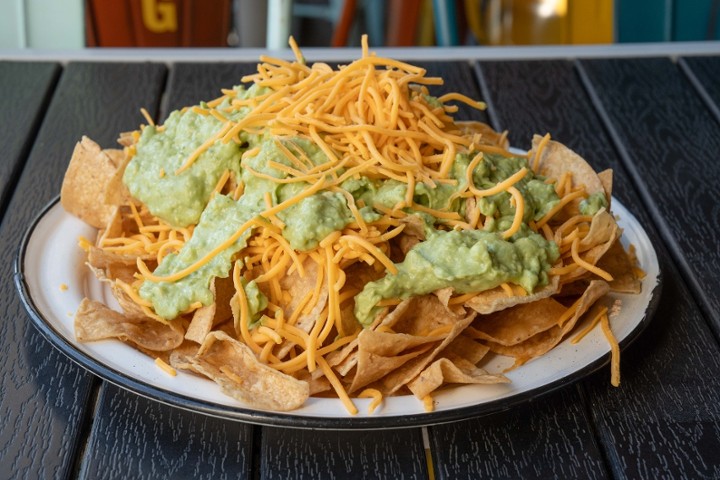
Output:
[{"xmin": 60, "ymin": 56, "xmax": 642, "ymax": 414}]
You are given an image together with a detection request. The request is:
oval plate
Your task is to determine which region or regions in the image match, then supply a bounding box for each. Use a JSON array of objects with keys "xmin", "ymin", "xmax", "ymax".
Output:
[{"xmin": 15, "ymin": 196, "xmax": 661, "ymax": 429}]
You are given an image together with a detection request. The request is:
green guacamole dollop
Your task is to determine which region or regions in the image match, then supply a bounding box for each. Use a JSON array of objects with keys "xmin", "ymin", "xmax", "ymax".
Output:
[
  {"xmin": 580, "ymin": 191, "xmax": 608, "ymax": 216},
  {"xmin": 354, "ymin": 227, "xmax": 559, "ymax": 326},
  {"xmin": 139, "ymin": 193, "xmax": 255, "ymax": 319},
  {"xmin": 123, "ymin": 108, "xmax": 243, "ymax": 228}
]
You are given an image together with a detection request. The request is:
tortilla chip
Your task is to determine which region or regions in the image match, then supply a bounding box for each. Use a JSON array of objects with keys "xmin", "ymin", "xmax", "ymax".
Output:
[
  {"xmin": 579, "ymin": 209, "xmax": 619, "ymax": 250},
  {"xmin": 325, "ymin": 303, "xmax": 398, "ymax": 377},
  {"xmin": 596, "ymin": 239, "xmax": 642, "ymax": 294},
  {"xmin": 85, "ymin": 261, "xmax": 146, "ymax": 319},
  {"xmin": 482, "ymin": 280, "xmax": 610, "ymax": 366},
  {"xmin": 556, "ymin": 209, "xmax": 620, "ymax": 285},
  {"xmin": 104, "ymin": 148, "xmax": 125, "ymax": 168},
  {"xmin": 87, "ymin": 244, "xmax": 154, "ymax": 269},
  {"xmin": 598, "ymin": 169, "xmax": 613, "ymax": 206},
  {"xmin": 272, "ymin": 258, "xmax": 329, "ymax": 358},
  {"xmin": 140, "ymin": 339, "xmax": 197, "ymax": 366},
  {"xmin": 556, "ymin": 279, "xmax": 591, "ymax": 297},
  {"xmin": 186, "ymin": 331, "xmax": 309, "ymax": 411},
  {"xmin": 277, "ymin": 257, "xmax": 328, "ymax": 333},
  {"xmin": 117, "ymin": 130, "xmax": 136, "ymax": 147},
  {"xmin": 470, "ymin": 297, "xmax": 568, "ymax": 346},
  {"xmin": 61, "ymin": 137, "xmax": 119, "ymax": 228},
  {"xmin": 531, "ymin": 135, "xmax": 606, "ymax": 217},
  {"xmin": 485, "ymin": 328, "xmax": 563, "ymax": 368},
  {"xmin": 74, "ymin": 298, "xmax": 184, "ymax": 351},
  {"xmin": 350, "ymin": 344, "xmax": 434, "ymax": 393},
  {"xmin": 463, "ymin": 276, "xmax": 560, "ymax": 315},
  {"xmin": 104, "ymin": 153, "xmax": 134, "ymax": 207},
  {"xmin": 396, "ymin": 214, "xmax": 426, "ymax": 257},
  {"xmin": 185, "ymin": 278, "xmax": 234, "ymax": 344},
  {"xmin": 441, "ymin": 334, "xmax": 490, "ymax": 364},
  {"xmin": 349, "ymin": 330, "xmax": 442, "ymax": 392},
  {"xmin": 375, "ymin": 298, "xmax": 477, "ymax": 394},
  {"xmin": 407, "ymin": 357, "xmax": 509, "ymax": 399},
  {"xmin": 380, "ymin": 295, "xmax": 465, "ymax": 335}
]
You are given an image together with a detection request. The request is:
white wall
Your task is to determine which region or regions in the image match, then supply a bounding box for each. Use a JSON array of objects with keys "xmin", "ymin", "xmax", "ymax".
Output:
[{"xmin": 0, "ymin": 0, "xmax": 84, "ymax": 48}]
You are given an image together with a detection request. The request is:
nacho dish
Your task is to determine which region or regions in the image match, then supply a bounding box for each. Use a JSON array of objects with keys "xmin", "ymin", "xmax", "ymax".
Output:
[{"xmin": 61, "ymin": 38, "xmax": 643, "ymax": 414}]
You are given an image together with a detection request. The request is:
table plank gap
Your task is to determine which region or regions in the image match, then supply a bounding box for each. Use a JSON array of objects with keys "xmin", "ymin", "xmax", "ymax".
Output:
[{"xmin": 70, "ymin": 377, "xmax": 103, "ymax": 479}]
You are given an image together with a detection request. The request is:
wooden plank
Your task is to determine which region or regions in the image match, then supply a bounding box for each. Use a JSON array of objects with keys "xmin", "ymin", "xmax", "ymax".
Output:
[
  {"xmin": 476, "ymin": 58, "xmax": 720, "ymax": 478},
  {"xmin": 260, "ymin": 427, "xmax": 428, "ymax": 479},
  {"xmin": 1, "ymin": 62, "xmax": 166, "ymax": 478},
  {"xmin": 679, "ymin": 56, "xmax": 720, "ymax": 124},
  {"xmin": 577, "ymin": 57, "xmax": 720, "ymax": 336},
  {"xmin": 79, "ymin": 384, "xmax": 254, "ymax": 479},
  {"xmin": 0, "ymin": 62, "xmax": 59, "ymax": 219},
  {"xmin": 79, "ymin": 62, "xmax": 258, "ymax": 478},
  {"xmin": 430, "ymin": 389, "xmax": 606, "ymax": 479}
]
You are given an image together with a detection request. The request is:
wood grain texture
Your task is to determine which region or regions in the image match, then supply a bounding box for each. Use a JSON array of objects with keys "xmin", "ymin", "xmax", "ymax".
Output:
[
  {"xmin": 577, "ymin": 57, "xmax": 720, "ymax": 336},
  {"xmin": 680, "ymin": 56, "xmax": 720, "ymax": 123},
  {"xmin": 159, "ymin": 62, "xmax": 260, "ymax": 120},
  {"xmin": 477, "ymin": 58, "xmax": 720, "ymax": 478},
  {"xmin": 430, "ymin": 389, "xmax": 607, "ymax": 479},
  {"xmin": 0, "ymin": 62, "xmax": 166, "ymax": 479},
  {"xmin": 260, "ymin": 426, "xmax": 427, "ymax": 479},
  {"xmin": 79, "ymin": 384, "xmax": 254, "ymax": 479},
  {"xmin": 0, "ymin": 62, "xmax": 59, "ymax": 219}
]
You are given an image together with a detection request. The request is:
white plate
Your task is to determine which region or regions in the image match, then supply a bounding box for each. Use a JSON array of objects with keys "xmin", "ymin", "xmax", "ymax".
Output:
[{"xmin": 15, "ymin": 197, "xmax": 661, "ymax": 429}]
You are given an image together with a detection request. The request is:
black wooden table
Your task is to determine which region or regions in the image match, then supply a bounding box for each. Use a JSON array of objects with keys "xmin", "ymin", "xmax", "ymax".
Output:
[{"xmin": 2, "ymin": 45, "xmax": 720, "ymax": 479}]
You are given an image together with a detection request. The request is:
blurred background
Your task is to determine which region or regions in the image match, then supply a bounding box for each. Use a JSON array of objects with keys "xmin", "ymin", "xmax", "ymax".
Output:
[{"xmin": 1, "ymin": 0, "xmax": 719, "ymax": 50}]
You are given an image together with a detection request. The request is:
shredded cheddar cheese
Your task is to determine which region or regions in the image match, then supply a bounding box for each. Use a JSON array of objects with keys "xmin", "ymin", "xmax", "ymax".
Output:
[
  {"xmin": 601, "ymin": 312, "xmax": 621, "ymax": 387},
  {"xmin": 155, "ymin": 357, "xmax": 177, "ymax": 376},
  {"xmin": 358, "ymin": 388, "xmax": 383, "ymax": 414},
  {"xmin": 78, "ymin": 35, "xmax": 633, "ymax": 416}
]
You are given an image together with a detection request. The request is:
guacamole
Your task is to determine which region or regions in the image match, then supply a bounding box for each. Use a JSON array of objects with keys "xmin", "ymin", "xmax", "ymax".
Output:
[
  {"xmin": 123, "ymin": 108, "xmax": 243, "ymax": 228},
  {"xmin": 580, "ymin": 191, "xmax": 608, "ymax": 216},
  {"xmin": 138, "ymin": 193, "xmax": 254, "ymax": 319},
  {"xmin": 354, "ymin": 227, "xmax": 559, "ymax": 325},
  {"xmin": 125, "ymin": 94, "xmax": 562, "ymax": 323}
]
